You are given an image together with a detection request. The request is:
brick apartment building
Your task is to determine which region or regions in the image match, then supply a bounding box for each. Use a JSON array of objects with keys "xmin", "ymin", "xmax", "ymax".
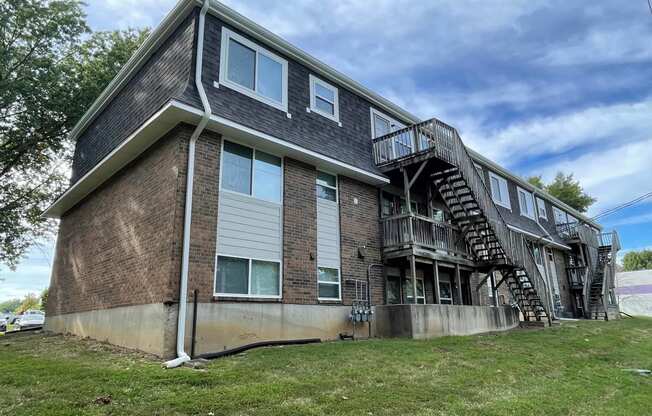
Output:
[{"xmin": 44, "ymin": 0, "xmax": 620, "ymax": 363}]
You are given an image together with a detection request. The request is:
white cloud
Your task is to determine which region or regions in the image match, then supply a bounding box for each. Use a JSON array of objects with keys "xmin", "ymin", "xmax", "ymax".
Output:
[
  {"xmin": 604, "ymin": 210, "xmax": 652, "ymax": 228},
  {"xmin": 0, "ymin": 243, "xmax": 54, "ymax": 303}
]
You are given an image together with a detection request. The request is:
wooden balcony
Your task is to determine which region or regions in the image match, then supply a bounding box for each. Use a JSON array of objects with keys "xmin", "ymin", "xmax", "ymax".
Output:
[
  {"xmin": 372, "ymin": 119, "xmax": 457, "ymax": 172},
  {"xmin": 380, "ymin": 213, "xmax": 474, "ymax": 262},
  {"xmin": 556, "ymin": 221, "xmax": 598, "ymax": 246}
]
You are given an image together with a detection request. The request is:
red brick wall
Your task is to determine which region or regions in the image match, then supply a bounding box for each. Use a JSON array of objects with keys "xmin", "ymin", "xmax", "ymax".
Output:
[
  {"xmin": 282, "ymin": 158, "xmax": 318, "ymax": 304},
  {"xmin": 47, "ymin": 124, "xmax": 194, "ymax": 316},
  {"xmin": 339, "ymin": 176, "xmax": 383, "ymax": 306}
]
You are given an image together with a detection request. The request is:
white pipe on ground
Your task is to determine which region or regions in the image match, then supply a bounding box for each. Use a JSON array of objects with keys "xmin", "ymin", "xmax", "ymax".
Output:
[{"xmin": 164, "ymin": 0, "xmax": 212, "ymax": 369}]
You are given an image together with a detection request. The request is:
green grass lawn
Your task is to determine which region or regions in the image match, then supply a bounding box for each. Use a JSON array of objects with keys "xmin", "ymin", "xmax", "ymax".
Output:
[{"xmin": 1, "ymin": 318, "xmax": 651, "ymax": 416}]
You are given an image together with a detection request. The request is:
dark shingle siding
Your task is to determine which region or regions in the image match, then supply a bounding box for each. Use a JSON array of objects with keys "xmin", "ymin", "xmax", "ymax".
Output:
[
  {"xmin": 70, "ymin": 11, "xmax": 197, "ymax": 183},
  {"xmin": 177, "ymin": 15, "xmax": 382, "ymax": 175}
]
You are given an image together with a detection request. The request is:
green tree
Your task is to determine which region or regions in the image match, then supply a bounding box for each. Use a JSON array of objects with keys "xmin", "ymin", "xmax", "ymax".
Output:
[
  {"xmin": 40, "ymin": 288, "xmax": 49, "ymax": 311},
  {"xmin": 0, "ymin": 298, "xmax": 21, "ymax": 313},
  {"xmin": 527, "ymin": 175, "xmax": 545, "ymax": 190},
  {"xmin": 15, "ymin": 293, "xmax": 40, "ymax": 314},
  {"xmin": 622, "ymin": 250, "xmax": 652, "ymax": 272},
  {"xmin": 0, "ymin": 0, "xmax": 148, "ymax": 268},
  {"xmin": 526, "ymin": 172, "xmax": 596, "ymax": 213}
]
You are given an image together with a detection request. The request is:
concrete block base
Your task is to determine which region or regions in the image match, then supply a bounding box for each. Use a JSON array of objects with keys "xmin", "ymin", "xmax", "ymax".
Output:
[{"xmin": 374, "ymin": 304, "xmax": 520, "ymax": 339}]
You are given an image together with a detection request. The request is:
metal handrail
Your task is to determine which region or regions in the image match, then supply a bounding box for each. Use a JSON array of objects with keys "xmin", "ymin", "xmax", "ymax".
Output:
[{"xmin": 373, "ymin": 117, "xmax": 552, "ymax": 321}]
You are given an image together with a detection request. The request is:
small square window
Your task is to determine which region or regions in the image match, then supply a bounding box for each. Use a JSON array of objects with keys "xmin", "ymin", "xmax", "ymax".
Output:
[
  {"xmin": 215, "ymin": 256, "xmax": 249, "ymax": 295},
  {"xmin": 309, "ymin": 75, "xmax": 339, "ymax": 123}
]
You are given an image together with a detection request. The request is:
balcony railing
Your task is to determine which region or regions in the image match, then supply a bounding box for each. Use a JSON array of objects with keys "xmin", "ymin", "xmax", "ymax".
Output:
[
  {"xmin": 372, "ymin": 116, "xmax": 553, "ymax": 321},
  {"xmin": 372, "ymin": 119, "xmax": 456, "ymax": 166},
  {"xmin": 556, "ymin": 221, "xmax": 599, "ymax": 246},
  {"xmin": 380, "ymin": 213, "xmax": 471, "ymax": 257}
]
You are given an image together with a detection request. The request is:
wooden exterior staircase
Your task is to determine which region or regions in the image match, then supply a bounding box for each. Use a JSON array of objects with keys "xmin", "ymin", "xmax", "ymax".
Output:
[{"xmin": 372, "ymin": 119, "xmax": 552, "ymax": 324}]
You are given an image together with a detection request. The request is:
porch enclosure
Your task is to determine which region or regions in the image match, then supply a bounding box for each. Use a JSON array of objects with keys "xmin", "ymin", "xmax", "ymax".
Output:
[{"xmin": 372, "ymin": 118, "xmax": 552, "ymax": 323}]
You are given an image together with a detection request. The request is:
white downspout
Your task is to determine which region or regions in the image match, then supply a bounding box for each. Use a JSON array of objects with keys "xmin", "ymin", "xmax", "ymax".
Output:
[{"xmin": 165, "ymin": 0, "xmax": 212, "ymax": 369}]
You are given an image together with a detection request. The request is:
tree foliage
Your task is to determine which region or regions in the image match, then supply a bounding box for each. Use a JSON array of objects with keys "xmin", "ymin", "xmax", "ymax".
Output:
[
  {"xmin": 622, "ymin": 250, "xmax": 652, "ymax": 272},
  {"xmin": 15, "ymin": 292, "xmax": 40, "ymax": 314},
  {"xmin": 526, "ymin": 172, "xmax": 596, "ymax": 213},
  {"xmin": 0, "ymin": 298, "xmax": 21, "ymax": 313},
  {"xmin": 0, "ymin": 0, "xmax": 148, "ymax": 268}
]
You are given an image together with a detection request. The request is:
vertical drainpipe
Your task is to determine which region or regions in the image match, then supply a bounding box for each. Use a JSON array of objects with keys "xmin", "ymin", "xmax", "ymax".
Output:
[{"xmin": 164, "ymin": 0, "xmax": 212, "ymax": 369}]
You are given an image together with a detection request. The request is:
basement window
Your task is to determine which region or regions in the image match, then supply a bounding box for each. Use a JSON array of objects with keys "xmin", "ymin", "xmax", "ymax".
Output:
[
  {"xmin": 309, "ymin": 74, "xmax": 339, "ymax": 123},
  {"xmin": 219, "ymin": 28, "xmax": 288, "ymax": 112},
  {"xmin": 215, "ymin": 255, "xmax": 281, "ymax": 298}
]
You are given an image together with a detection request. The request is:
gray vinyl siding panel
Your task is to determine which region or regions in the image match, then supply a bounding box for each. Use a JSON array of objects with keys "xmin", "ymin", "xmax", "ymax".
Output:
[
  {"xmin": 317, "ymin": 198, "xmax": 340, "ymax": 269},
  {"xmin": 217, "ymin": 191, "xmax": 282, "ymax": 260}
]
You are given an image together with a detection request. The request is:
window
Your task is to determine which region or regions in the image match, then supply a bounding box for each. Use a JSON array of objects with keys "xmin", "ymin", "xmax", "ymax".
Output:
[
  {"xmin": 318, "ymin": 267, "xmax": 341, "ymax": 300},
  {"xmin": 371, "ymin": 109, "xmax": 393, "ymax": 138},
  {"xmin": 381, "ymin": 192, "xmax": 394, "ymax": 217},
  {"xmin": 215, "ymin": 256, "xmax": 281, "ymax": 297},
  {"xmin": 316, "ymin": 171, "xmax": 337, "ymax": 202},
  {"xmin": 536, "ymin": 197, "xmax": 547, "ymax": 220},
  {"xmin": 221, "ymin": 141, "xmax": 282, "ymax": 203},
  {"xmin": 517, "ymin": 187, "xmax": 535, "ymax": 219},
  {"xmin": 219, "ymin": 28, "xmax": 288, "ymax": 112},
  {"xmin": 403, "ymin": 278, "xmax": 425, "ymax": 304},
  {"xmin": 553, "ymin": 206, "xmax": 568, "ymax": 225},
  {"xmin": 487, "ymin": 273, "xmax": 494, "ymax": 297},
  {"xmin": 488, "ymin": 172, "xmax": 511, "ymax": 209},
  {"xmin": 439, "ymin": 281, "xmax": 453, "ymax": 304},
  {"xmin": 309, "ymin": 75, "xmax": 339, "ymax": 123}
]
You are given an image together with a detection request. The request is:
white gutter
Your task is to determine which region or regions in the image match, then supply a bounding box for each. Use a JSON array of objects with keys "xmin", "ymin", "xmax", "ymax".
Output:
[
  {"xmin": 164, "ymin": 0, "xmax": 212, "ymax": 369},
  {"xmin": 506, "ymin": 224, "xmax": 570, "ymax": 251}
]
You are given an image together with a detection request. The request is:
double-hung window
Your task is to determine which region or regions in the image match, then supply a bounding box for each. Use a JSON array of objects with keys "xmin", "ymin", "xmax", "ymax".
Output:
[
  {"xmin": 536, "ymin": 197, "xmax": 547, "ymax": 220},
  {"xmin": 222, "ymin": 140, "xmax": 282, "ymax": 203},
  {"xmin": 488, "ymin": 172, "xmax": 511, "ymax": 209},
  {"xmin": 219, "ymin": 28, "xmax": 288, "ymax": 112},
  {"xmin": 517, "ymin": 187, "xmax": 535, "ymax": 219},
  {"xmin": 309, "ymin": 75, "xmax": 339, "ymax": 123},
  {"xmin": 370, "ymin": 109, "xmax": 409, "ymax": 160}
]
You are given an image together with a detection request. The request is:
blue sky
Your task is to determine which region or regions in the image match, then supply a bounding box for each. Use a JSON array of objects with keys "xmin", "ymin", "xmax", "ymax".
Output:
[{"xmin": 1, "ymin": 0, "xmax": 651, "ymax": 301}]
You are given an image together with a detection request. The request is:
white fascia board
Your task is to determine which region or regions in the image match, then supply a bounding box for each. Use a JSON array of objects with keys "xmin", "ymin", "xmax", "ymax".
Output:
[
  {"xmin": 43, "ymin": 102, "xmax": 196, "ymax": 218},
  {"xmin": 44, "ymin": 100, "xmax": 388, "ymax": 218},
  {"xmin": 506, "ymin": 224, "xmax": 571, "ymax": 251},
  {"xmin": 205, "ymin": 0, "xmax": 419, "ymax": 125},
  {"xmin": 468, "ymin": 149, "xmax": 600, "ymax": 229},
  {"xmin": 171, "ymin": 100, "xmax": 390, "ymax": 185}
]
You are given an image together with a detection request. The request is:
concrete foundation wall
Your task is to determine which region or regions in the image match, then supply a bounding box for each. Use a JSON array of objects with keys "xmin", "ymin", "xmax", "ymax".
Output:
[
  {"xmin": 375, "ymin": 304, "xmax": 520, "ymax": 339},
  {"xmin": 44, "ymin": 303, "xmax": 176, "ymax": 357},
  {"xmin": 183, "ymin": 302, "xmax": 362, "ymax": 355}
]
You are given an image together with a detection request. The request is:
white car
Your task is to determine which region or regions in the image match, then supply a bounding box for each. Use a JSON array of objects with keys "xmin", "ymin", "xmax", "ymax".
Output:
[{"xmin": 15, "ymin": 312, "xmax": 45, "ymax": 330}]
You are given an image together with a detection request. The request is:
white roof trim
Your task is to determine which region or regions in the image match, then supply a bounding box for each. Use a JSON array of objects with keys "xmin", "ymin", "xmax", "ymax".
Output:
[
  {"xmin": 507, "ymin": 224, "xmax": 571, "ymax": 251},
  {"xmin": 469, "ymin": 148, "xmax": 599, "ymax": 229},
  {"xmin": 44, "ymin": 100, "xmax": 388, "ymax": 218}
]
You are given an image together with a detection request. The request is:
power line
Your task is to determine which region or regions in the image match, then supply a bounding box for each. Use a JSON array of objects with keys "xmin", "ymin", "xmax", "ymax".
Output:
[{"xmin": 535, "ymin": 190, "xmax": 652, "ymax": 244}]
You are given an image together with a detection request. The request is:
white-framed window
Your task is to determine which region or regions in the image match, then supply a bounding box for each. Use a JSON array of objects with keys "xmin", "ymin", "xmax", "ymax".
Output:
[
  {"xmin": 219, "ymin": 27, "xmax": 288, "ymax": 112},
  {"xmin": 308, "ymin": 74, "xmax": 339, "ymax": 124},
  {"xmin": 316, "ymin": 171, "xmax": 337, "ymax": 202},
  {"xmin": 517, "ymin": 187, "xmax": 535, "ymax": 219},
  {"xmin": 536, "ymin": 197, "xmax": 547, "ymax": 220},
  {"xmin": 488, "ymin": 172, "xmax": 511, "ymax": 209},
  {"xmin": 439, "ymin": 281, "xmax": 453, "ymax": 304},
  {"xmin": 318, "ymin": 267, "xmax": 341, "ymax": 300},
  {"xmin": 215, "ymin": 255, "xmax": 281, "ymax": 298},
  {"xmin": 221, "ymin": 140, "xmax": 282, "ymax": 203},
  {"xmin": 553, "ymin": 206, "xmax": 568, "ymax": 225},
  {"xmin": 403, "ymin": 277, "xmax": 425, "ymax": 304}
]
